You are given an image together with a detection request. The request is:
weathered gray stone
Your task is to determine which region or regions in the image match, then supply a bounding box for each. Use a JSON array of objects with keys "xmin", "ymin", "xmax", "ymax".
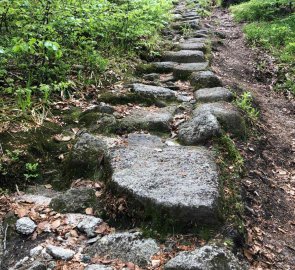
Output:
[
  {"xmin": 108, "ymin": 134, "xmax": 219, "ymax": 225},
  {"xmin": 65, "ymin": 133, "xmax": 107, "ymax": 178},
  {"xmin": 86, "ymin": 232, "xmax": 159, "ymax": 267},
  {"xmin": 179, "ymin": 15, "xmax": 200, "ymax": 21},
  {"xmin": 173, "ymin": 62, "xmax": 209, "ymax": 80},
  {"xmin": 79, "ymin": 111, "xmax": 117, "ymax": 134},
  {"xmin": 16, "ymin": 217, "xmax": 36, "ymax": 235},
  {"xmin": 171, "ymin": 20, "xmax": 200, "ymax": 30},
  {"xmin": 177, "ymin": 94, "xmax": 194, "ymax": 102},
  {"xmin": 127, "ymin": 133, "xmax": 163, "ymax": 147},
  {"xmin": 143, "ymin": 73, "xmax": 160, "ymax": 81},
  {"xmin": 85, "ymin": 265, "xmax": 113, "ymax": 270},
  {"xmin": 46, "ymin": 245, "xmax": 75, "ymax": 261},
  {"xmin": 182, "ymin": 11, "xmax": 198, "ymax": 17},
  {"xmin": 50, "ymin": 188, "xmax": 98, "ymax": 214},
  {"xmin": 193, "ymin": 102, "xmax": 246, "ymax": 136},
  {"xmin": 178, "ymin": 112, "xmax": 221, "ymax": 145},
  {"xmin": 190, "ymin": 71, "xmax": 222, "ymax": 90},
  {"xmin": 28, "ymin": 261, "xmax": 46, "ymax": 270},
  {"xmin": 184, "ymin": 37, "xmax": 207, "ymax": 43},
  {"xmin": 173, "ymin": 14, "xmax": 182, "ymax": 20},
  {"xmin": 162, "ymin": 50, "xmax": 205, "ymax": 63},
  {"xmin": 165, "ymin": 245, "xmax": 247, "ymax": 270},
  {"xmin": 177, "ymin": 42, "xmax": 207, "ymax": 52},
  {"xmin": 130, "ymin": 83, "xmax": 176, "ymax": 100},
  {"xmin": 82, "ymin": 103, "xmax": 115, "ymax": 115},
  {"xmin": 30, "ymin": 245, "xmax": 43, "ymax": 257},
  {"xmin": 17, "ymin": 194, "xmax": 51, "ymax": 206},
  {"xmin": 189, "ymin": 31, "xmax": 208, "ymax": 38},
  {"xmin": 77, "ymin": 216, "xmax": 103, "ymax": 238},
  {"xmin": 194, "ymin": 87, "xmax": 233, "ymax": 102},
  {"xmin": 117, "ymin": 106, "xmax": 175, "ymax": 133},
  {"xmin": 150, "ymin": 62, "xmax": 176, "ymax": 73}
]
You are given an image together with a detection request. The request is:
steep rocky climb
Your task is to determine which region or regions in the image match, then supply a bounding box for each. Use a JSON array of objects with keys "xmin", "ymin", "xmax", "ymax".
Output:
[{"xmin": 0, "ymin": 1, "xmax": 251, "ymax": 269}]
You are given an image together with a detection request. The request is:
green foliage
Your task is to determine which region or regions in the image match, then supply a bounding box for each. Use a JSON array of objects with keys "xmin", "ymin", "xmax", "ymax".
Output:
[
  {"xmin": 24, "ymin": 162, "xmax": 39, "ymax": 180},
  {"xmin": 243, "ymin": 15, "xmax": 295, "ymax": 63},
  {"xmin": 235, "ymin": 91, "xmax": 259, "ymax": 121},
  {"xmin": 5, "ymin": 149, "xmax": 22, "ymax": 162},
  {"xmin": 230, "ymin": 0, "xmax": 293, "ymax": 21},
  {"xmin": 0, "ymin": 0, "xmax": 173, "ymax": 111},
  {"xmin": 231, "ymin": 0, "xmax": 295, "ymax": 94}
]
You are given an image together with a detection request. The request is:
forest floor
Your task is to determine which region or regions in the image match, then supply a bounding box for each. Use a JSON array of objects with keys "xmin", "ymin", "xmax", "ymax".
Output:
[{"xmin": 209, "ymin": 8, "xmax": 295, "ymax": 270}]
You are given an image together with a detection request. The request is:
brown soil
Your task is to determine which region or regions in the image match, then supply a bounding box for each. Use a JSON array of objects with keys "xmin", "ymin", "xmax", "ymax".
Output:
[{"xmin": 207, "ymin": 8, "xmax": 295, "ymax": 270}]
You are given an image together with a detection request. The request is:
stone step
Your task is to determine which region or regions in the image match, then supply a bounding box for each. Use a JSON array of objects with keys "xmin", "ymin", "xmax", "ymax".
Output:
[
  {"xmin": 184, "ymin": 37, "xmax": 207, "ymax": 43},
  {"xmin": 171, "ymin": 20, "xmax": 200, "ymax": 31},
  {"xmin": 179, "ymin": 15, "xmax": 200, "ymax": 21},
  {"xmin": 144, "ymin": 61, "xmax": 177, "ymax": 73},
  {"xmin": 173, "ymin": 62, "xmax": 209, "ymax": 80},
  {"xmin": 194, "ymin": 87, "xmax": 233, "ymax": 102},
  {"xmin": 178, "ymin": 102, "xmax": 246, "ymax": 145},
  {"xmin": 190, "ymin": 71, "xmax": 222, "ymax": 89},
  {"xmin": 108, "ymin": 134, "xmax": 220, "ymax": 227},
  {"xmin": 165, "ymin": 245, "xmax": 247, "ymax": 270},
  {"xmin": 116, "ymin": 106, "xmax": 176, "ymax": 133},
  {"xmin": 162, "ymin": 50, "xmax": 205, "ymax": 63},
  {"xmin": 130, "ymin": 83, "xmax": 177, "ymax": 100},
  {"xmin": 176, "ymin": 41, "xmax": 207, "ymax": 52},
  {"xmin": 85, "ymin": 232, "xmax": 159, "ymax": 267}
]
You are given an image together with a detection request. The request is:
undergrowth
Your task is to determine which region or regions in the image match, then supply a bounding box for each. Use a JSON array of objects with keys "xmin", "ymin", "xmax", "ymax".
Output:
[
  {"xmin": 0, "ymin": 0, "xmax": 173, "ymax": 115},
  {"xmin": 230, "ymin": 0, "xmax": 295, "ymax": 95},
  {"xmin": 234, "ymin": 91, "xmax": 259, "ymax": 122}
]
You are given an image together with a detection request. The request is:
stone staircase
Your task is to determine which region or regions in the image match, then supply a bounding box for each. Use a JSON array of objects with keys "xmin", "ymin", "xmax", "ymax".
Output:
[{"xmin": 2, "ymin": 0, "xmax": 248, "ymax": 269}]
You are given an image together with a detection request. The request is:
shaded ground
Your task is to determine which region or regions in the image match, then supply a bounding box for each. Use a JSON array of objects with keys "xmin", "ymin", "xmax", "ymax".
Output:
[{"xmin": 208, "ymin": 8, "xmax": 295, "ymax": 270}]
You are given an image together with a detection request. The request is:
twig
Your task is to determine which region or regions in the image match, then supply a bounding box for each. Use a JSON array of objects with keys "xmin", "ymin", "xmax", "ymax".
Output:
[
  {"xmin": 3, "ymin": 224, "xmax": 8, "ymax": 251},
  {"xmin": 15, "ymin": 184, "xmax": 21, "ymax": 196}
]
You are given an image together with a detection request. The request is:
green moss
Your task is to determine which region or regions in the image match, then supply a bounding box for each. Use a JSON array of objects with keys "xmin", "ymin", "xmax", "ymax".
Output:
[{"xmin": 213, "ymin": 134, "xmax": 245, "ymax": 236}]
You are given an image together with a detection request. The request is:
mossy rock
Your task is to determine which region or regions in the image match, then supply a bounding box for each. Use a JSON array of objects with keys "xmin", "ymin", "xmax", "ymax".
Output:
[
  {"xmin": 98, "ymin": 92, "xmax": 161, "ymax": 106},
  {"xmin": 79, "ymin": 112, "xmax": 118, "ymax": 134},
  {"xmin": 62, "ymin": 132, "xmax": 108, "ymax": 181},
  {"xmin": 49, "ymin": 188, "xmax": 101, "ymax": 214}
]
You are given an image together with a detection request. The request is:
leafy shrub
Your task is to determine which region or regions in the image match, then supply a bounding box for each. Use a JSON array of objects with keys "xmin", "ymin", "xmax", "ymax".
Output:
[
  {"xmin": 0, "ymin": 0, "xmax": 173, "ymax": 111},
  {"xmin": 235, "ymin": 92, "xmax": 259, "ymax": 121},
  {"xmin": 230, "ymin": 0, "xmax": 294, "ymax": 21}
]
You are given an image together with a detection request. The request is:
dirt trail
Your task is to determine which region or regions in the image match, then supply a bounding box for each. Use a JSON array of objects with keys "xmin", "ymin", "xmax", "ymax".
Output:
[{"xmin": 209, "ymin": 8, "xmax": 295, "ymax": 270}]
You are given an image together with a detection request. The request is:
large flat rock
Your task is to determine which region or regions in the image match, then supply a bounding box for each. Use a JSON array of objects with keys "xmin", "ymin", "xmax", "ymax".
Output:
[
  {"xmin": 193, "ymin": 102, "xmax": 246, "ymax": 136},
  {"xmin": 108, "ymin": 134, "xmax": 220, "ymax": 226},
  {"xmin": 176, "ymin": 42, "xmax": 207, "ymax": 52},
  {"xmin": 162, "ymin": 50, "xmax": 205, "ymax": 63},
  {"xmin": 171, "ymin": 20, "xmax": 200, "ymax": 30},
  {"xmin": 117, "ymin": 106, "xmax": 176, "ymax": 133},
  {"xmin": 85, "ymin": 232, "xmax": 159, "ymax": 267},
  {"xmin": 194, "ymin": 87, "xmax": 233, "ymax": 102},
  {"xmin": 190, "ymin": 71, "xmax": 222, "ymax": 90},
  {"xmin": 178, "ymin": 102, "xmax": 246, "ymax": 145},
  {"xmin": 173, "ymin": 62, "xmax": 209, "ymax": 80},
  {"xmin": 165, "ymin": 245, "xmax": 247, "ymax": 270},
  {"xmin": 130, "ymin": 83, "xmax": 176, "ymax": 100}
]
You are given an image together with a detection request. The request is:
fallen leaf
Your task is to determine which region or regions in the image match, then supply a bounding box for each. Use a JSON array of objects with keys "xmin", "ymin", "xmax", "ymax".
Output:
[
  {"xmin": 15, "ymin": 207, "xmax": 28, "ymax": 218},
  {"xmin": 70, "ymin": 229, "xmax": 79, "ymax": 237},
  {"xmin": 53, "ymin": 134, "xmax": 72, "ymax": 142},
  {"xmin": 85, "ymin": 208, "xmax": 93, "ymax": 215},
  {"xmin": 51, "ymin": 219, "xmax": 61, "ymax": 230}
]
